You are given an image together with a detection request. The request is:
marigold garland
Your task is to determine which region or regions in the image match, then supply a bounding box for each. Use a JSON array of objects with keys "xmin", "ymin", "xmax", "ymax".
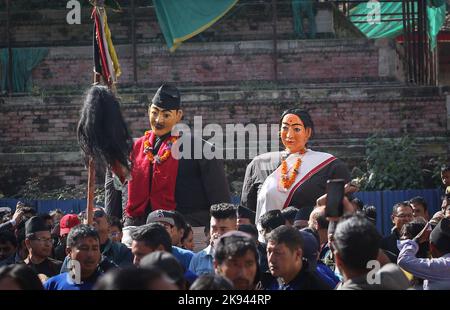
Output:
[
  {"xmin": 143, "ymin": 130, "xmax": 178, "ymax": 164},
  {"xmin": 279, "ymin": 149, "xmax": 307, "ymax": 190}
]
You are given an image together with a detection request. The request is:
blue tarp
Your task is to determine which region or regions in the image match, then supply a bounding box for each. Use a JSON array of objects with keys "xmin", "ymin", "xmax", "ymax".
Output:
[{"xmin": 0, "ymin": 188, "xmax": 444, "ymax": 236}]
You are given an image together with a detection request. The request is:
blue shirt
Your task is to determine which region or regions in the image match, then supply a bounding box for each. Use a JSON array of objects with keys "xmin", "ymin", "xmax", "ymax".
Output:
[
  {"xmin": 316, "ymin": 262, "xmax": 340, "ymax": 288},
  {"xmin": 188, "ymin": 245, "xmax": 214, "ymax": 275},
  {"xmin": 172, "ymin": 246, "xmax": 194, "ymax": 271},
  {"xmin": 44, "ymin": 272, "xmax": 100, "ymax": 290}
]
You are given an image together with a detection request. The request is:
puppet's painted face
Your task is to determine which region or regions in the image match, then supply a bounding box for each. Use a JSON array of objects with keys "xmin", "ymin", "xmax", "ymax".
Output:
[
  {"xmin": 280, "ymin": 114, "xmax": 311, "ymax": 154},
  {"xmin": 148, "ymin": 105, "xmax": 182, "ymax": 137}
]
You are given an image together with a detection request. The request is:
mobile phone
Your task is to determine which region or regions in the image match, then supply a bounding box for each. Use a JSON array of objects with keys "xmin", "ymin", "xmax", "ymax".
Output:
[{"xmin": 325, "ymin": 179, "xmax": 345, "ymax": 217}]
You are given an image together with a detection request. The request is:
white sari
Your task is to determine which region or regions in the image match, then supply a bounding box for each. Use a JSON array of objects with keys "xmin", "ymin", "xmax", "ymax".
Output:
[{"xmin": 256, "ymin": 149, "xmax": 336, "ymax": 241}]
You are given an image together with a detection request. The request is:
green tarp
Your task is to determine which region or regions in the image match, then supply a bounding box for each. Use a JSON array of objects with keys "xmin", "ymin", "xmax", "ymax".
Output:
[
  {"xmin": 0, "ymin": 48, "xmax": 48, "ymax": 93},
  {"xmin": 153, "ymin": 0, "xmax": 239, "ymax": 52},
  {"xmin": 349, "ymin": 1, "xmax": 446, "ymax": 48}
]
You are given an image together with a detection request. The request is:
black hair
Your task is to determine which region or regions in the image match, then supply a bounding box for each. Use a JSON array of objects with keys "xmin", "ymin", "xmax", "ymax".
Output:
[
  {"xmin": 362, "ymin": 205, "xmax": 377, "ymax": 225},
  {"xmin": 351, "ymin": 198, "xmax": 364, "ymax": 211},
  {"xmin": 66, "ymin": 224, "xmax": 100, "ymax": 248},
  {"xmin": 281, "ymin": 206, "xmax": 298, "ymax": 225},
  {"xmin": 168, "ymin": 210, "xmax": 187, "ymax": 232},
  {"xmin": 93, "ymin": 266, "xmax": 169, "ymax": 290},
  {"xmin": 0, "ymin": 231, "xmax": 17, "ymax": 248},
  {"xmin": 333, "ymin": 214, "xmax": 381, "ymax": 271},
  {"xmin": 131, "ymin": 223, "xmax": 172, "ymax": 252},
  {"xmin": 237, "ymin": 205, "xmax": 256, "ymax": 224},
  {"xmin": 181, "ymin": 223, "xmax": 193, "ymax": 244},
  {"xmin": 267, "ymin": 225, "xmax": 304, "ymax": 253},
  {"xmin": 107, "ymin": 216, "xmax": 123, "ymax": 231},
  {"xmin": 409, "ymin": 196, "xmax": 428, "ymax": 212},
  {"xmin": 238, "ymin": 224, "xmax": 258, "ymax": 240},
  {"xmin": 210, "ymin": 203, "xmax": 237, "ymax": 220},
  {"xmin": 441, "ymin": 165, "xmax": 450, "ymax": 174},
  {"xmin": 280, "ymin": 108, "xmax": 314, "ymax": 136},
  {"xmin": 259, "ymin": 210, "xmax": 285, "ymax": 232},
  {"xmin": 77, "ymin": 85, "xmax": 133, "ymax": 171},
  {"xmin": 140, "ymin": 251, "xmax": 185, "ymax": 289},
  {"xmin": 215, "ymin": 233, "xmax": 258, "ymax": 264},
  {"xmin": 400, "ymin": 218, "xmax": 427, "ymax": 240},
  {"xmin": 392, "ymin": 201, "xmax": 412, "ymax": 215},
  {"xmin": 214, "ymin": 233, "xmax": 260, "ymax": 285},
  {"xmin": 38, "ymin": 213, "xmax": 52, "ymax": 221},
  {"xmin": 0, "ymin": 264, "xmax": 44, "ymax": 290},
  {"xmin": 190, "ymin": 274, "xmax": 234, "ymax": 290}
]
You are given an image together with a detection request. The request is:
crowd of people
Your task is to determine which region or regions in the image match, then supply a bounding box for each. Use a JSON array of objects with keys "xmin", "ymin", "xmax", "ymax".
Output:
[{"xmin": 0, "ymin": 164, "xmax": 449, "ymax": 290}]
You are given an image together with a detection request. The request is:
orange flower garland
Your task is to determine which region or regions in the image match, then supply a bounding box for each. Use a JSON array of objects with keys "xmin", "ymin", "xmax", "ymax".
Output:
[
  {"xmin": 143, "ymin": 131, "xmax": 178, "ymax": 164},
  {"xmin": 279, "ymin": 149, "xmax": 306, "ymax": 190}
]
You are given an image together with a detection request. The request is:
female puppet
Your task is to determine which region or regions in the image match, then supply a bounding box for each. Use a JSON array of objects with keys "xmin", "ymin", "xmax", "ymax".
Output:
[{"xmin": 241, "ymin": 109, "xmax": 350, "ymax": 241}]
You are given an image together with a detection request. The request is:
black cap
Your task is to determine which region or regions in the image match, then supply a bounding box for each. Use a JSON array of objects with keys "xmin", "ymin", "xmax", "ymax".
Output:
[
  {"xmin": 430, "ymin": 217, "xmax": 450, "ymax": 254},
  {"xmin": 151, "ymin": 84, "xmax": 181, "ymax": 110},
  {"xmin": 146, "ymin": 209, "xmax": 175, "ymax": 226},
  {"xmin": 25, "ymin": 216, "xmax": 50, "ymax": 237},
  {"xmin": 294, "ymin": 206, "xmax": 314, "ymax": 222},
  {"xmin": 238, "ymin": 205, "xmax": 256, "ymax": 220}
]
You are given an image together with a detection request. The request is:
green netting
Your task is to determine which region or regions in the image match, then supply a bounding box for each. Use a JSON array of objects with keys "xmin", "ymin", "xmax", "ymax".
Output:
[
  {"xmin": 350, "ymin": 1, "xmax": 446, "ymax": 48},
  {"xmin": 0, "ymin": 48, "xmax": 48, "ymax": 93}
]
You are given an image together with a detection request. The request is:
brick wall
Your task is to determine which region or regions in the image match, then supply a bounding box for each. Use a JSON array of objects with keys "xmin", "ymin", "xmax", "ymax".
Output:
[
  {"xmin": 0, "ymin": 88, "xmax": 447, "ymax": 195},
  {"xmin": 30, "ymin": 39, "xmax": 382, "ymax": 89}
]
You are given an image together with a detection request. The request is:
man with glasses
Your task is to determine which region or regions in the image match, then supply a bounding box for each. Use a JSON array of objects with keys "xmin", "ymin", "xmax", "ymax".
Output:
[
  {"xmin": 23, "ymin": 216, "xmax": 62, "ymax": 279},
  {"xmin": 381, "ymin": 202, "xmax": 414, "ymax": 260}
]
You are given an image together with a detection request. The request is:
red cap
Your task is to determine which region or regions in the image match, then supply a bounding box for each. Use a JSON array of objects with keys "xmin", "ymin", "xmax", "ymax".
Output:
[{"xmin": 60, "ymin": 214, "xmax": 81, "ymax": 236}]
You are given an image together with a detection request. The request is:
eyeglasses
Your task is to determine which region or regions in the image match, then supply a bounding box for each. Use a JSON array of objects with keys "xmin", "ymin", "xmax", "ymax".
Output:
[
  {"xmin": 110, "ymin": 232, "xmax": 121, "ymax": 237},
  {"xmin": 31, "ymin": 237, "xmax": 53, "ymax": 244}
]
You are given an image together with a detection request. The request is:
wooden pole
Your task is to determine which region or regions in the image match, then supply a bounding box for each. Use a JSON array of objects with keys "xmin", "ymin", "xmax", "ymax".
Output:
[
  {"xmin": 86, "ymin": 158, "xmax": 95, "ymax": 225},
  {"xmin": 87, "ymin": 2, "xmax": 103, "ymax": 226}
]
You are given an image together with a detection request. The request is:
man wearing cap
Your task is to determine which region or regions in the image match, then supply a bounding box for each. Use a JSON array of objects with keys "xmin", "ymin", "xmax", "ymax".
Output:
[
  {"xmin": 54, "ymin": 214, "xmax": 80, "ymax": 261},
  {"xmin": 105, "ymin": 83, "xmax": 230, "ymax": 227},
  {"xmin": 237, "ymin": 205, "xmax": 256, "ymax": 226},
  {"xmin": 92, "ymin": 208, "xmax": 133, "ymax": 267},
  {"xmin": 22, "ymin": 216, "xmax": 62, "ymax": 279},
  {"xmin": 397, "ymin": 218, "xmax": 450, "ymax": 289},
  {"xmin": 146, "ymin": 210, "xmax": 194, "ymax": 271},
  {"xmin": 294, "ymin": 206, "xmax": 313, "ymax": 230}
]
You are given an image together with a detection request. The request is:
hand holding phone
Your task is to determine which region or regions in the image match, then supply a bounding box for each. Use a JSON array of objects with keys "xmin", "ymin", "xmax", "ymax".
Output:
[{"xmin": 325, "ymin": 179, "xmax": 345, "ymax": 218}]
